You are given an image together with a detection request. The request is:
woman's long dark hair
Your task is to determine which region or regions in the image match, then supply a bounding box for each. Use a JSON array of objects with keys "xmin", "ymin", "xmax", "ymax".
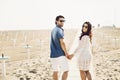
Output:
[{"xmin": 79, "ymin": 21, "xmax": 92, "ymax": 42}]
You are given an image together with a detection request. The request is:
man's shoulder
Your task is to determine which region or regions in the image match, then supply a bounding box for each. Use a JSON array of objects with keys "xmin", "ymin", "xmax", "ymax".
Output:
[
  {"xmin": 53, "ymin": 26, "xmax": 62, "ymax": 32},
  {"xmin": 51, "ymin": 27, "xmax": 59, "ymax": 35}
]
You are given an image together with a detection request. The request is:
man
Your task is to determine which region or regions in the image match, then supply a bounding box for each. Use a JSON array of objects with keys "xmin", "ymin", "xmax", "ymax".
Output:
[{"xmin": 50, "ymin": 15, "xmax": 70, "ymax": 80}]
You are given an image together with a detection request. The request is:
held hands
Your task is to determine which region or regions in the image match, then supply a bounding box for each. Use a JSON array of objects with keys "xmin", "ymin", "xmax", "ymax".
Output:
[{"xmin": 66, "ymin": 54, "xmax": 74, "ymax": 60}]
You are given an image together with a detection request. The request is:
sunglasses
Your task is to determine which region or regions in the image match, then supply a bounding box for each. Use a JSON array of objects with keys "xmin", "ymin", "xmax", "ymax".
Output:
[
  {"xmin": 59, "ymin": 20, "xmax": 65, "ymax": 22},
  {"xmin": 84, "ymin": 26, "xmax": 88, "ymax": 28}
]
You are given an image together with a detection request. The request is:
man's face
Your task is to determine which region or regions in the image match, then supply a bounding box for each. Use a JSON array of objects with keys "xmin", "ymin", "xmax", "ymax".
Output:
[{"xmin": 56, "ymin": 18, "xmax": 65, "ymax": 27}]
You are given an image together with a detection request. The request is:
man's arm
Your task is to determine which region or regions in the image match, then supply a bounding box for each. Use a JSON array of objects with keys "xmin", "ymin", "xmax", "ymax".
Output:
[{"xmin": 59, "ymin": 38, "xmax": 68, "ymax": 57}]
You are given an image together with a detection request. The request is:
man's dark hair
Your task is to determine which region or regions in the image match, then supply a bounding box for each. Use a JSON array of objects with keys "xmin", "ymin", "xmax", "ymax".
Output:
[{"xmin": 55, "ymin": 15, "xmax": 65, "ymax": 24}]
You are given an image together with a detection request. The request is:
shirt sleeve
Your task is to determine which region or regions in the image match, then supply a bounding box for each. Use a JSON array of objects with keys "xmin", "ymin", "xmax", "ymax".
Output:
[
  {"xmin": 80, "ymin": 36, "xmax": 89, "ymax": 49},
  {"xmin": 73, "ymin": 36, "xmax": 90, "ymax": 55},
  {"xmin": 57, "ymin": 29, "xmax": 64, "ymax": 39},
  {"xmin": 73, "ymin": 39, "xmax": 81, "ymax": 54}
]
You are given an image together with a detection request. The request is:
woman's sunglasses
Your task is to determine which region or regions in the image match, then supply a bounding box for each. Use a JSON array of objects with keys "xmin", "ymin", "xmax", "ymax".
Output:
[{"xmin": 84, "ymin": 26, "xmax": 88, "ymax": 28}]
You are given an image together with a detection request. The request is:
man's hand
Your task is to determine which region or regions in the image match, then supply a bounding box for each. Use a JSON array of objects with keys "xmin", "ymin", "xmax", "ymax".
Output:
[{"xmin": 65, "ymin": 53, "xmax": 69, "ymax": 59}]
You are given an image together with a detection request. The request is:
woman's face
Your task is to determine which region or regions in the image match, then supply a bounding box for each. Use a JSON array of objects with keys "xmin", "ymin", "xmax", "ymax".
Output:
[{"xmin": 83, "ymin": 23, "xmax": 88, "ymax": 33}]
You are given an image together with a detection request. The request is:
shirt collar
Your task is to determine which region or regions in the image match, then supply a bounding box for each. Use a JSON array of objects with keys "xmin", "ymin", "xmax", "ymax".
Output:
[{"xmin": 56, "ymin": 25, "xmax": 64, "ymax": 31}]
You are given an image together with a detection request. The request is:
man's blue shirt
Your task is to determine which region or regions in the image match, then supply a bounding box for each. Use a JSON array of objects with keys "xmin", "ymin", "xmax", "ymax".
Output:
[{"xmin": 50, "ymin": 26, "xmax": 65, "ymax": 58}]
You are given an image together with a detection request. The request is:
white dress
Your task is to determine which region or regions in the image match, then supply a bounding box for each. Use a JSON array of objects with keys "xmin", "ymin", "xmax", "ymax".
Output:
[{"xmin": 73, "ymin": 35, "xmax": 92, "ymax": 71}]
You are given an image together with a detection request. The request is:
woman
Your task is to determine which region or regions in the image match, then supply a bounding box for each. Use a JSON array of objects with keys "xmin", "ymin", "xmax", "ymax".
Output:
[{"xmin": 70, "ymin": 21, "xmax": 93, "ymax": 80}]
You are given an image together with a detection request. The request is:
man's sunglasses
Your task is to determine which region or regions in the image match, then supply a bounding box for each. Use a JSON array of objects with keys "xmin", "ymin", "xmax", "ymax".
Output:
[{"xmin": 59, "ymin": 20, "xmax": 65, "ymax": 22}]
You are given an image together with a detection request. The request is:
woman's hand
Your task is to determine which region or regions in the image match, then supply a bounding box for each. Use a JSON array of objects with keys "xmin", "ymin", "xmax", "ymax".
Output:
[{"xmin": 68, "ymin": 54, "xmax": 74, "ymax": 60}]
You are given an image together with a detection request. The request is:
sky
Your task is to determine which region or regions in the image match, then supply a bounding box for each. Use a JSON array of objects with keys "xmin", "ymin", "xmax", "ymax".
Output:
[{"xmin": 0, "ymin": 0, "xmax": 120, "ymax": 30}]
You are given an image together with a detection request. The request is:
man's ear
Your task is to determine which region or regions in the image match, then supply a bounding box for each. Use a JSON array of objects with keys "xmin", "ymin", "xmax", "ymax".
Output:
[{"xmin": 55, "ymin": 21, "xmax": 57, "ymax": 24}]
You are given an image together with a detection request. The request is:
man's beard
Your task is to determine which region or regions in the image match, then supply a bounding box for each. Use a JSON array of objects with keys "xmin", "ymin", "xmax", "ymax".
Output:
[
  {"xmin": 60, "ymin": 24, "xmax": 63, "ymax": 27},
  {"xmin": 57, "ymin": 24, "xmax": 63, "ymax": 27}
]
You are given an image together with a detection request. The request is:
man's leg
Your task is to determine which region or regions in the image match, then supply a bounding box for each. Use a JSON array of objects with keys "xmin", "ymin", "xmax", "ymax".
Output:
[
  {"xmin": 62, "ymin": 71, "xmax": 68, "ymax": 80},
  {"xmin": 50, "ymin": 58, "xmax": 59, "ymax": 80},
  {"xmin": 60, "ymin": 56, "xmax": 69, "ymax": 80},
  {"xmin": 53, "ymin": 71, "xmax": 58, "ymax": 80}
]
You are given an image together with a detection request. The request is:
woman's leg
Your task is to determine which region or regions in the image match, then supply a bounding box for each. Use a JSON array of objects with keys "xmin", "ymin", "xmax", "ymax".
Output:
[
  {"xmin": 62, "ymin": 71, "xmax": 68, "ymax": 80},
  {"xmin": 80, "ymin": 70, "xmax": 86, "ymax": 80},
  {"xmin": 85, "ymin": 70, "xmax": 92, "ymax": 80}
]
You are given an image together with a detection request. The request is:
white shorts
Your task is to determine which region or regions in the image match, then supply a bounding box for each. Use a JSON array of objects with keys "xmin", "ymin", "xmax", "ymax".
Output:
[{"xmin": 50, "ymin": 56, "xmax": 69, "ymax": 72}]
